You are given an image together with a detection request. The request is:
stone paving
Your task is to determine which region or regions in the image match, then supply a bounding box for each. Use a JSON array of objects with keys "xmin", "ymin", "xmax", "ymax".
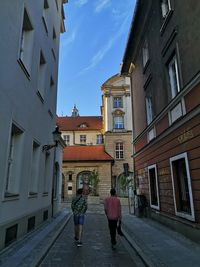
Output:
[{"xmin": 39, "ymin": 212, "xmax": 145, "ymax": 267}]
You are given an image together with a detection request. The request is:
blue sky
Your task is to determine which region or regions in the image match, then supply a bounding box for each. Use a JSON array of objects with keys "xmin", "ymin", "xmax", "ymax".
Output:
[{"xmin": 57, "ymin": 0, "xmax": 136, "ymax": 116}]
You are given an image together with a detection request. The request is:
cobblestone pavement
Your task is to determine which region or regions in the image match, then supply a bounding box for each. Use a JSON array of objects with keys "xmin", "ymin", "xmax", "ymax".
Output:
[{"xmin": 39, "ymin": 212, "xmax": 146, "ymax": 267}]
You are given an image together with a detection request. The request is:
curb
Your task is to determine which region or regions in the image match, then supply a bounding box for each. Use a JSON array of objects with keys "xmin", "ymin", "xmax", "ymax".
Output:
[
  {"xmin": 0, "ymin": 211, "xmax": 72, "ymax": 267},
  {"xmin": 121, "ymin": 224, "xmax": 163, "ymax": 267},
  {"xmin": 33, "ymin": 213, "xmax": 72, "ymax": 267}
]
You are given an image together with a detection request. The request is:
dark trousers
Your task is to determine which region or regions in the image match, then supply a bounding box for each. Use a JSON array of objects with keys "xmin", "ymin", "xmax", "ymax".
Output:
[{"xmin": 108, "ymin": 219, "xmax": 118, "ymax": 245}]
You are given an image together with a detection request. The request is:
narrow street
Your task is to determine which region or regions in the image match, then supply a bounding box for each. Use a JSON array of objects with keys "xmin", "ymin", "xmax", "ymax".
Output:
[{"xmin": 39, "ymin": 212, "xmax": 145, "ymax": 267}]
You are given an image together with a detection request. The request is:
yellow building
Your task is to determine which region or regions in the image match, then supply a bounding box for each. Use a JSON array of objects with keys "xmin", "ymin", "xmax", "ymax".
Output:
[{"xmin": 57, "ymin": 74, "xmax": 133, "ymax": 201}]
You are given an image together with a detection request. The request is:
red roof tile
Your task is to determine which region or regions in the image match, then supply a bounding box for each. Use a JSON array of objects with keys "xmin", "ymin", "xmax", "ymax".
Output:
[
  {"xmin": 63, "ymin": 145, "xmax": 113, "ymax": 162},
  {"xmin": 57, "ymin": 116, "xmax": 102, "ymax": 131}
]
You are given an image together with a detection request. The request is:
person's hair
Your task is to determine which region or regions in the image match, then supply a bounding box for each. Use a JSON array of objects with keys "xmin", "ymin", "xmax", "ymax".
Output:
[
  {"xmin": 77, "ymin": 188, "xmax": 83, "ymax": 195},
  {"xmin": 110, "ymin": 188, "xmax": 116, "ymax": 196}
]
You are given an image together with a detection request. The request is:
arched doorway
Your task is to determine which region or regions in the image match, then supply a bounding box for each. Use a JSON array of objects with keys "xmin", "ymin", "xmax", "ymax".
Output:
[{"xmin": 77, "ymin": 171, "xmax": 92, "ymax": 195}]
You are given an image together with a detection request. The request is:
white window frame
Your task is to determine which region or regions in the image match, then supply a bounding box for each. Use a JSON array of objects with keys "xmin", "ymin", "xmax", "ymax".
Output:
[
  {"xmin": 142, "ymin": 39, "xmax": 149, "ymax": 68},
  {"xmin": 145, "ymin": 95, "xmax": 153, "ymax": 125},
  {"xmin": 114, "ymin": 116, "xmax": 124, "ymax": 129},
  {"xmin": 168, "ymin": 55, "xmax": 180, "ymax": 99},
  {"xmin": 29, "ymin": 141, "xmax": 40, "ymax": 195},
  {"xmin": 19, "ymin": 8, "xmax": 34, "ymax": 76},
  {"xmin": 38, "ymin": 51, "xmax": 46, "ymax": 100},
  {"xmin": 42, "ymin": 0, "xmax": 49, "ymax": 34},
  {"xmin": 63, "ymin": 135, "xmax": 70, "ymax": 145},
  {"xmin": 115, "ymin": 142, "xmax": 124, "ymax": 159},
  {"xmin": 170, "ymin": 153, "xmax": 195, "ymax": 221},
  {"xmin": 148, "ymin": 164, "xmax": 160, "ymax": 210},
  {"xmin": 113, "ymin": 97, "xmax": 123, "ymax": 108},
  {"xmin": 80, "ymin": 135, "xmax": 86, "ymax": 143},
  {"xmin": 96, "ymin": 134, "xmax": 103, "ymax": 144},
  {"xmin": 161, "ymin": 0, "xmax": 171, "ymax": 19},
  {"xmin": 5, "ymin": 124, "xmax": 24, "ymax": 195}
]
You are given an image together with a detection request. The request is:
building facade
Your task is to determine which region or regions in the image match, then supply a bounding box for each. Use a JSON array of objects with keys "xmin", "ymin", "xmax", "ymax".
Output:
[
  {"xmin": 101, "ymin": 74, "xmax": 133, "ymax": 196},
  {"xmin": 57, "ymin": 113, "xmax": 113, "ymax": 200},
  {"xmin": 121, "ymin": 0, "xmax": 200, "ymax": 240},
  {"xmin": 0, "ymin": 0, "xmax": 67, "ymax": 250},
  {"xmin": 57, "ymin": 74, "xmax": 133, "ymax": 201}
]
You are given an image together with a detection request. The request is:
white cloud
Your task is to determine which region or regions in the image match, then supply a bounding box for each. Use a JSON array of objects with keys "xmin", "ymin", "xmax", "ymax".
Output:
[
  {"xmin": 94, "ymin": 0, "xmax": 111, "ymax": 13},
  {"xmin": 61, "ymin": 30, "xmax": 76, "ymax": 47},
  {"xmin": 79, "ymin": 10, "xmax": 131, "ymax": 75},
  {"xmin": 76, "ymin": 0, "xmax": 88, "ymax": 7}
]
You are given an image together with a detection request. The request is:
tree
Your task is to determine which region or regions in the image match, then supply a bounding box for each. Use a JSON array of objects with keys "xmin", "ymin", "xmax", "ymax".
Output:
[
  {"xmin": 118, "ymin": 173, "xmax": 132, "ymax": 197},
  {"xmin": 89, "ymin": 170, "xmax": 100, "ymax": 196}
]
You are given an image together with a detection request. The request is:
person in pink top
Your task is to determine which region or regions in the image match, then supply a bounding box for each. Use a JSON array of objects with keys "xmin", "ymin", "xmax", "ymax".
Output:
[{"xmin": 104, "ymin": 188, "xmax": 122, "ymax": 249}]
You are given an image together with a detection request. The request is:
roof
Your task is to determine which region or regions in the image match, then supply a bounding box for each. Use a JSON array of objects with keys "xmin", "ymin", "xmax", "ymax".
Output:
[
  {"xmin": 57, "ymin": 116, "xmax": 102, "ymax": 131},
  {"xmin": 63, "ymin": 145, "xmax": 114, "ymax": 162}
]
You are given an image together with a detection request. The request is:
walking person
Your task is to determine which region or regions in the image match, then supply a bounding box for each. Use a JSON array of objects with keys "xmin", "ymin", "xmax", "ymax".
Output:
[
  {"xmin": 104, "ymin": 188, "xmax": 122, "ymax": 249},
  {"xmin": 71, "ymin": 188, "xmax": 87, "ymax": 247}
]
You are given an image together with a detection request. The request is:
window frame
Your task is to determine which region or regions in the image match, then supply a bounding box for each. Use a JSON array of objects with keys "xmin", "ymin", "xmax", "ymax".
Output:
[
  {"xmin": 5, "ymin": 124, "xmax": 24, "ymax": 197},
  {"xmin": 18, "ymin": 8, "xmax": 34, "ymax": 78},
  {"xmin": 29, "ymin": 141, "xmax": 40, "ymax": 196},
  {"xmin": 80, "ymin": 135, "xmax": 86, "ymax": 144},
  {"xmin": 161, "ymin": 0, "xmax": 171, "ymax": 19},
  {"xmin": 142, "ymin": 38, "xmax": 150, "ymax": 68},
  {"xmin": 170, "ymin": 152, "xmax": 195, "ymax": 221},
  {"xmin": 115, "ymin": 142, "xmax": 124, "ymax": 160},
  {"xmin": 168, "ymin": 54, "xmax": 180, "ymax": 99},
  {"xmin": 114, "ymin": 115, "xmax": 124, "ymax": 129},
  {"xmin": 96, "ymin": 134, "xmax": 103, "ymax": 144},
  {"xmin": 37, "ymin": 50, "xmax": 46, "ymax": 101},
  {"xmin": 148, "ymin": 164, "xmax": 160, "ymax": 210},
  {"xmin": 63, "ymin": 134, "xmax": 70, "ymax": 145},
  {"xmin": 113, "ymin": 96, "xmax": 123, "ymax": 108},
  {"xmin": 145, "ymin": 94, "xmax": 153, "ymax": 125}
]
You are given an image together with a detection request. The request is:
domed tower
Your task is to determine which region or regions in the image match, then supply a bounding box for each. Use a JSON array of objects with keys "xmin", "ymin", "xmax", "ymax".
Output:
[{"xmin": 71, "ymin": 104, "xmax": 79, "ymax": 117}]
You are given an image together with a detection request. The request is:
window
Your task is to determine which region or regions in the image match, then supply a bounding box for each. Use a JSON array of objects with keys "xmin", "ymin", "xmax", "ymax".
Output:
[
  {"xmin": 63, "ymin": 135, "xmax": 70, "ymax": 145},
  {"xmin": 5, "ymin": 224, "xmax": 18, "ymax": 247},
  {"xmin": 29, "ymin": 141, "xmax": 40, "ymax": 195},
  {"xmin": 115, "ymin": 142, "xmax": 124, "ymax": 159},
  {"xmin": 53, "ymin": 27, "xmax": 57, "ymax": 40},
  {"xmin": 148, "ymin": 165, "xmax": 160, "ymax": 210},
  {"xmin": 69, "ymin": 173, "xmax": 72, "ymax": 181},
  {"xmin": 161, "ymin": 0, "xmax": 171, "ymax": 18},
  {"xmin": 142, "ymin": 39, "xmax": 149, "ymax": 68},
  {"xmin": 170, "ymin": 153, "xmax": 195, "ymax": 221},
  {"xmin": 113, "ymin": 97, "xmax": 123, "ymax": 108},
  {"xmin": 96, "ymin": 134, "xmax": 103, "ymax": 144},
  {"xmin": 55, "ymin": 0, "xmax": 58, "ymax": 11},
  {"xmin": 37, "ymin": 51, "xmax": 46, "ymax": 100},
  {"xmin": 114, "ymin": 116, "xmax": 124, "ymax": 129},
  {"xmin": 168, "ymin": 55, "xmax": 180, "ymax": 99},
  {"xmin": 145, "ymin": 95, "xmax": 153, "ymax": 125},
  {"xmin": 5, "ymin": 124, "xmax": 23, "ymax": 196},
  {"xmin": 42, "ymin": 0, "xmax": 49, "ymax": 34},
  {"xmin": 80, "ymin": 135, "xmax": 86, "ymax": 143},
  {"xmin": 43, "ymin": 152, "xmax": 50, "ymax": 194},
  {"xmin": 19, "ymin": 8, "xmax": 34, "ymax": 76}
]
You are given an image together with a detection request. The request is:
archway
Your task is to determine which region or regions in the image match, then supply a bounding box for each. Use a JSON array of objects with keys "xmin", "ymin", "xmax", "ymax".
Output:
[{"xmin": 77, "ymin": 171, "xmax": 92, "ymax": 195}]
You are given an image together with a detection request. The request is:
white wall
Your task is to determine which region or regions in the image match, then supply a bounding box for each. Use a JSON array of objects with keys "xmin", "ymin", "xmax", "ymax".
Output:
[{"xmin": 0, "ymin": 0, "xmax": 65, "ymax": 249}]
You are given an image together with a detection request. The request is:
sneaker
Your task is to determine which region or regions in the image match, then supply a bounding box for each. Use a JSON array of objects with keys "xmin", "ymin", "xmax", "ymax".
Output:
[{"xmin": 77, "ymin": 241, "xmax": 83, "ymax": 247}]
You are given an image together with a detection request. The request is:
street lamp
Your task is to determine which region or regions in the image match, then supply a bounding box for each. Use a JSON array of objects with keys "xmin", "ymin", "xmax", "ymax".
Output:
[{"xmin": 42, "ymin": 126, "xmax": 61, "ymax": 152}]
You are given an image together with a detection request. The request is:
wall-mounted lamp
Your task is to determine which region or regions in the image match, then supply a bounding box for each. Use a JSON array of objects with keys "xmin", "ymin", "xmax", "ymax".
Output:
[{"xmin": 42, "ymin": 126, "xmax": 61, "ymax": 152}]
